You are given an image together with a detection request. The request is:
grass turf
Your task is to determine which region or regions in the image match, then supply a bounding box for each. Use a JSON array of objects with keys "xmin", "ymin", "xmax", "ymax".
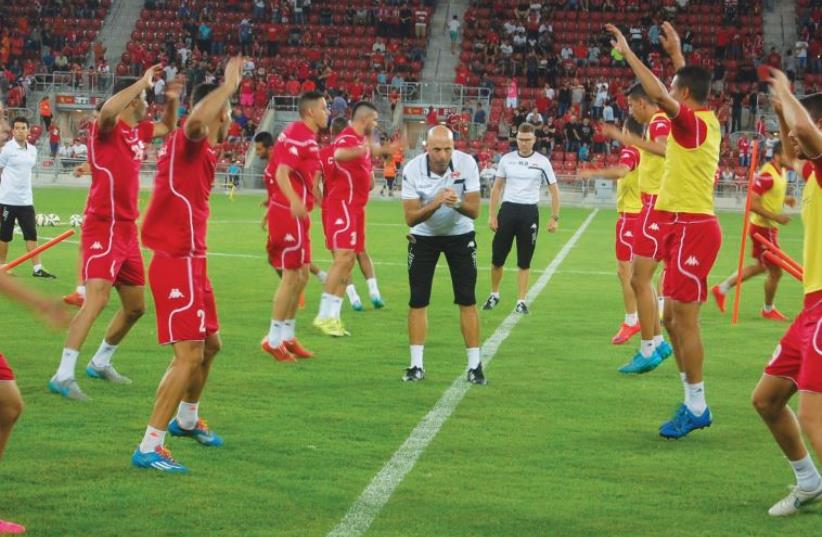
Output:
[{"xmin": 0, "ymin": 186, "xmax": 818, "ymax": 536}]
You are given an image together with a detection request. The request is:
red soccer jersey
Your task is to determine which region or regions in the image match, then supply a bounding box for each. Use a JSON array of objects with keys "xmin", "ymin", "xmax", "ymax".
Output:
[
  {"xmin": 141, "ymin": 129, "xmax": 216, "ymax": 257},
  {"xmin": 265, "ymin": 121, "xmax": 320, "ymax": 211},
  {"xmin": 86, "ymin": 118, "xmax": 154, "ymax": 223},
  {"xmin": 326, "ymin": 126, "xmax": 372, "ymax": 206},
  {"xmin": 318, "ymin": 145, "xmax": 336, "ymax": 198}
]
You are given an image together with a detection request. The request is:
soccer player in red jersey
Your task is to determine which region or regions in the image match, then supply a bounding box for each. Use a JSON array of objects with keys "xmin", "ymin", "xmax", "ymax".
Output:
[
  {"xmin": 49, "ymin": 66, "xmax": 181, "ymax": 400},
  {"xmin": 314, "ymin": 102, "xmax": 398, "ymax": 336},
  {"xmin": 0, "ymin": 271, "xmax": 69, "ymax": 533},
  {"xmin": 131, "ymin": 57, "xmax": 243, "ymax": 474},
  {"xmin": 712, "ymin": 143, "xmax": 795, "ymax": 320},
  {"xmin": 261, "ymin": 92, "xmax": 328, "ymax": 362},
  {"xmin": 750, "ymin": 76, "xmax": 822, "ymax": 515},
  {"xmin": 578, "ymin": 117, "xmax": 646, "ymax": 345}
]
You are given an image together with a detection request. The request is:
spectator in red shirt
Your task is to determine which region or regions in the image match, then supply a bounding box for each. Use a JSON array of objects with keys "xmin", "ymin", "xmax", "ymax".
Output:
[
  {"xmin": 285, "ymin": 76, "xmax": 301, "ymax": 96},
  {"xmin": 267, "ymin": 24, "xmax": 279, "ymax": 56},
  {"xmin": 738, "ymin": 135, "xmax": 751, "ymax": 166},
  {"xmin": 350, "ymin": 77, "xmax": 365, "ymax": 102},
  {"xmin": 301, "ymin": 78, "xmax": 317, "ymax": 92}
]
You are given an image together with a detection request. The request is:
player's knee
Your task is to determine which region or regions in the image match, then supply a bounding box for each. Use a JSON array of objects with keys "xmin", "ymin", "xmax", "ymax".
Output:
[
  {"xmin": 0, "ymin": 395, "xmax": 23, "ymax": 425},
  {"xmin": 768, "ymin": 266, "xmax": 783, "ymax": 280},
  {"xmin": 205, "ymin": 338, "xmax": 222, "ymax": 358},
  {"xmin": 751, "ymin": 390, "xmax": 781, "ymax": 419},
  {"xmin": 123, "ymin": 303, "xmax": 145, "ymax": 323}
]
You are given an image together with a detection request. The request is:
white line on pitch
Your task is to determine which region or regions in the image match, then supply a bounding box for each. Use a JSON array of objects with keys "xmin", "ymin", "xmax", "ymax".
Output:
[{"xmin": 325, "ymin": 209, "xmax": 599, "ymax": 537}]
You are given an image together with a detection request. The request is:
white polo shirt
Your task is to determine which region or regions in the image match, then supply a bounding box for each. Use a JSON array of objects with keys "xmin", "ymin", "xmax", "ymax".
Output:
[
  {"xmin": 402, "ymin": 149, "xmax": 480, "ymax": 236},
  {"xmin": 496, "ymin": 150, "xmax": 556, "ymax": 204},
  {"xmin": 0, "ymin": 139, "xmax": 37, "ymax": 206}
]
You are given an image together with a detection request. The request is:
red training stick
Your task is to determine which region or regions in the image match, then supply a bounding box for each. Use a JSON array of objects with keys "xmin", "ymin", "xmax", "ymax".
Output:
[
  {"xmin": 763, "ymin": 251, "xmax": 804, "ymax": 281},
  {"xmin": 731, "ymin": 142, "xmax": 760, "ymax": 325},
  {"xmin": 0, "ymin": 229, "xmax": 75, "ymax": 271},
  {"xmin": 753, "ymin": 232, "xmax": 803, "ymax": 273}
]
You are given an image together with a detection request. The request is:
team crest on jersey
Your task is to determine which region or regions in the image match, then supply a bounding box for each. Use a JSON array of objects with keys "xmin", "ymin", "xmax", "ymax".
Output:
[
  {"xmin": 684, "ymin": 256, "xmax": 700, "ymax": 266},
  {"xmin": 450, "ymin": 171, "xmax": 461, "ymax": 178},
  {"xmin": 168, "ymin": 289, "xmax": 185, "ymax": 299},
  {"xmin": 90, "ymin": 241, "xmax": 103, "ymax": 250}
]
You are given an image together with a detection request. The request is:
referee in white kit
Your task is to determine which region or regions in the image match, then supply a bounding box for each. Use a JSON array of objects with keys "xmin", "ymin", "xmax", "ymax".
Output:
[
  {"xmin": 0, "ymin": 116, "xmax": 56, "ymax": 278},
  {"xmin": 483, "ymin": 122, "xmax": 558, "ymax": 314},
  {"xmin": 401, "ymin": 125, "xmax": 486, "ymax": 385}
]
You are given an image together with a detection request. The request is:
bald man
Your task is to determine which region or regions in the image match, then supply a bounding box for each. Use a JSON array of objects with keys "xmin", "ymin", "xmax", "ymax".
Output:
[
  {"xmin": 400, "ymin": 126, "xmax": 485, "ymax": 384},
  {"xmin": 314, "ymin": 101, "xmax": 400, "ymax": 336}
]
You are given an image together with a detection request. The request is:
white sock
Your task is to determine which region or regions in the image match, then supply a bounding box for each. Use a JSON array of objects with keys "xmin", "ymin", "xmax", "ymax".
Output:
[
  {"xmin": 639, "ymin": 339, "xmax": 655, "ymax": 358},
  {"xmin": 685, "ymin": 381, "xmax": 707, "ymax": 416},
  {"xmin": 718, "ymin": 281, "xmax": 731, "ymax": 294},
  {"xmin": 56, "ymin": 348, "xmax": 79, "ymax": 381},
  {"xmin": 90, "ymin": 339, "xmax": 118, "ymax": 368},
  {"xmin": 318, "ymin": 293, "xmax": 332, "ymax": 318},
  {"xmin": 490, "ymin": 291, "xmax": 500, "ymax": 299},
  {"xmin": 790, "ymin": 454, "xmax": 822, "ymax": 491},
  {"xmin": 282, "ymin": 319, "xmax": 296, "ymax": 341},
  {"xmin": 410, "ymin": 345, "xmax": 424, "ymax": 369},
  {"xmin": 467, "ymin": 347, "xmax": 481, "ymax": 369},
  {"xmin": 624, "ymin": 312, "xmax": 638, "ymax": 326},
  {"xmin": 346, "ymin": 284, "xmax": 361, "ymax": 304},
  {"xmin": 653, "ymin": 335, "xmax": 665, "ymax": 347},
  {"xmin": 268, "ymin": 320, "xmax": 282, "ymax": 347},
  {"xmin": 657, "ymin": 296, "xmax": 665, "ymax": 312},
  {"xmin": 763, "ymin": 304, "xmax": 774, "ymax": 312},
  {"xmin": 367, "ymin": 277, "xmax": 380, "ymax": 297},
  {"xmin": 176, "ymin": 401, "xmax": 199, "ymax": 430},
  {"xmin": 316, "ymin": 270, "xmax": 328, "ymax": 283},
  {"xmin": 680, "ymin": 372, "xmax": 688, "ymax": 402},
  {"xmin": 330, "ymin": 295, "xmax": 344, "ymax": 319},
  {"xmin": 33, "ymin": 263, "xmax": 42, "ymax": 272},
  {"xmin": 76, "ymin": 285, "xmax": 86, "ymax": 298},
  {"xmin": 139, "ymin": 425, "xmax": 166, "ymax": 454}
]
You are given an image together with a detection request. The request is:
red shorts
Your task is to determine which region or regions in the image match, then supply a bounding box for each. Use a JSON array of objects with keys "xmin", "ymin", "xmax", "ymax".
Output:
[
  {"xmin": 660, "ymin": 213, "xmax": 722, "ymax": 303},
  {"xmin": 615, "ymin": 212, "xmax": 639, "ymax": 262},
  {"xmin": 633, "ymin": 194, "xmax": 666, "ymax": 261},
  {"xmin": 765, "ymin": 291, "xmax": 822, "ymax": 392},
  {"xmin": 266, "ymin": 203, "xmax": 312, "ymax": 270},
  {"xmin": 0, "ymin": 353, "xmax": 14, "ymax": 381},
  {"xmin": 749, "ymin": 224, "xmax": 779, "ymax": 267},
  {"xmin": 81, "ymin": 219, "xmax": 145, "ymax": 286},
  {"xmin": 323, "ymin": 198, "xmax": 365, "ymax": 253},
  {"xmin": 148, "ymin": 254, "xmax": 219, "ymax": 345}
]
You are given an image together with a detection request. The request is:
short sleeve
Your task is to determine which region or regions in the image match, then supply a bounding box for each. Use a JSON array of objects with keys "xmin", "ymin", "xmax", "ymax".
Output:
[
  {"xmin": 540, "ymin": 158, "xmax": 557, "ymax": 185},
  {"xmin": 138, "ymin": 120, "xmax": 155, "ymax": 143},
  {"xmin": 811, "ymin": 155, "xmax": 822, "ymax": 188},
  {"xmin": 618, "ymin": 147, "xmax": 638, "ymax": 171},
  {"xmin": 496, "ymin": 155, "xmax": 508, "ymax": 178},
  {"xmin": 0, "ymin": 145, "xmax": 9, "ymax": 168},
  {"xmin": 401, "ymin": 170, "xmax": 419, "ymax": 199},
  {"xmin": 333, "ymin": 134, "xmax": 361, "ymax": 151},
  {"xmin": 670, "ymin": 104, "xmax": 708, "ymax": 149},
  {"xmin": 751, "ymin": 173, "xmax": 774, "ymax": 195},
  {"xmin": 647, "ymin": 115, "xmax": 671, "ymax": 141},
  {"xmin": 463, "ymin": 157, "xmax": 481, "ymax": 193}
]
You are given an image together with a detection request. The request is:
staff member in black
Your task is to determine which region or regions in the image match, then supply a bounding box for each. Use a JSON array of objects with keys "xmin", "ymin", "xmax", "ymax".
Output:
[
  {"xmin": 484, "ymin": 122, "xmax": 559, "ymax": 314},
  {"xmin": 401, "ymin": 126, "xmax": 486, "ymax": 385}
]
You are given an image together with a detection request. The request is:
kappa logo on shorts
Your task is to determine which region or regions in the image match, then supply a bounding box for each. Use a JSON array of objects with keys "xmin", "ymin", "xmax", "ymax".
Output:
[
  {"xmin": 684, "ymin": 256, "xmax": 700, "ymax": 267},
  {"xmin": 284, "ymin": 234, "xmax": 296, "ymax": 242},
  {"xmin": 624, "ymin": 231, "xmax": 634, "ymax": 238},
  {"xmin": 335, "ymin": 218, "xmax": 344, "ymax": 225},
  {"xmin": 90, "ymin": 241, "xmax": 103, "ymax": 250},
  {"xmin": 649, "ymin": 223, "xmax": 660, "ymax": 231},
  {"xmin": 168, "ymin": 288, "xmax": 185, "ymax": 299}
]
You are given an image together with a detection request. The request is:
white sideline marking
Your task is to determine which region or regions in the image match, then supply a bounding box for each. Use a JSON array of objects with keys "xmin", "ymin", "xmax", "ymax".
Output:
[{"xmin": 325, "ymin": 209, "xmax": 599, "ymax": 537}]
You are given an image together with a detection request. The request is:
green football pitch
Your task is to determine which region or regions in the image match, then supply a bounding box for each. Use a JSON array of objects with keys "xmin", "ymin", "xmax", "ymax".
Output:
[{"xmin": 1, "ymin": 187, "xmax": 818, "ymax": 536}]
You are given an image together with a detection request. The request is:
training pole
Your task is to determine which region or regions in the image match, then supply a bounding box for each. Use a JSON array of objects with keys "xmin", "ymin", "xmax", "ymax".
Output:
[
  {"xmin": 0, "ymin": 229, "xmax": 75, "ymax": 272},
  {"xmin": 731, "ymin": 142, "xmax": 760, "ymax": 325},
  {"xmin": 762, "ymin": 251, "xmax": 804, "ymax": 282},
  {"xmin": 753, "ymin": 232, "xmax": 804, "ymax": 273}
]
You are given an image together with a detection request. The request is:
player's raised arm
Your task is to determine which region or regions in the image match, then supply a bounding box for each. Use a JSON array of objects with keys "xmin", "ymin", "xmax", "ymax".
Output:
[
  {"xmin": 771, "ymin": 93, "xmax": 799, "ymax": 166},
  {"xmin": 602, "ymin": 122, "xmax": 665, "ymax": 157},
  {"xmin": 185, "ymin": 57, "xmax": 243, "ymax": 141},
  {"xmin": 98, "ymin": 64, "xmax": 161, "ymax": 133},
  {"xmin": 769, "ymin": 68, "xmax": 822, "ymax": 159},
  {"xmin": 153, "ymin": 76, "xmax": 184, "ymax": 138},
  {"xmin": 660, "ymin": 22, "xmax": 686, "ymax": 71},
  {"xmin": 605, "ymin": 24, "xmax": 679, "ymax": 118},
  {"xmin": 578, "ymin": 164, "xmax": 630, "ymax": 180}
]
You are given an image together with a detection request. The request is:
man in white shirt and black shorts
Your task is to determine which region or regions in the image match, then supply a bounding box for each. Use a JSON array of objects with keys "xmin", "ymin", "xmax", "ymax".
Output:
[
  {"xmin": 483, "ymin": 122, "xmax": 558, "ymax": 313},
  {"xmin": 401, "ymin": 125, "xmax": 486, "ymax": 385},
  {"xmin": 0, "ymin": 116, "xmax": 55, "ymax": 278}
]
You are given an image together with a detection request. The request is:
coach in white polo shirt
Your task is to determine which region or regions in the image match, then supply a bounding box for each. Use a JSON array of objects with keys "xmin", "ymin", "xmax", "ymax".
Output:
[
  {"xmin": 0, "ymin": 116, "xmax": 55, "ymax": 278},
  {"xmin": 483, "ymin": 122, "xmax": 559, "ymax": 314},
  {"xmin": 401, "ymin": 125, "xmax": 486, "ymax": 385}
]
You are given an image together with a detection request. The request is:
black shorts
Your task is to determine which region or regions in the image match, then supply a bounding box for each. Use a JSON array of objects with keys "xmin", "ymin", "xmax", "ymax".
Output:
[
  {"xmin": 408, "ymin": 231, "xmax": 477, "ymax": 308},
  {"xmin": 0, "ymin": 204, "xmax": 37, "ymax": 242},
  {"xmin": 492, "ymin": 202, "xmax": 539, "ymax": 269}
]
